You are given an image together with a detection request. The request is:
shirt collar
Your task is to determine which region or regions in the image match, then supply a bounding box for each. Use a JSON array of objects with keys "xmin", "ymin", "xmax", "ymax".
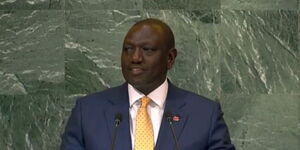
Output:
[{"xmin": 128, "ymin": 78, "xmax": 168, "ymax": 108}]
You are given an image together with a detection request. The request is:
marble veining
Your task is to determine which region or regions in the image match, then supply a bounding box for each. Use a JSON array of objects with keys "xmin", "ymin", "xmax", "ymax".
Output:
[{"xmin": 0, "ymin": 1, "xmax": 299, "ymax": 149}]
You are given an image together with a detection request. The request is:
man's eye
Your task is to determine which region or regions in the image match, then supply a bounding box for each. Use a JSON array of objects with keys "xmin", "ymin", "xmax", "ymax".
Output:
[
  {"xmin": 143, "ymin": 47, "xmax": 156, "ymax": 51},
  {"xmin": 123, "ymin": 47, "xmax": 133, "ymax": 51}
]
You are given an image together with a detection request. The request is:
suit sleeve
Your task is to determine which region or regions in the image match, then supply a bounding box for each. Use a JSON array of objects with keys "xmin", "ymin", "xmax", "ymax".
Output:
[
  {"xmin": 208, "ymin": 103, "xmax": 236, "ymax": 150},
  {"xmin": 60, "ymin": 99, "xmax": 85, "ymax": 150}
]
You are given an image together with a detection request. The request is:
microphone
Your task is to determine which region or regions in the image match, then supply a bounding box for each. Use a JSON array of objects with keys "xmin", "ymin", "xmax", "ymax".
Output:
[
  {"xmin": 110, "ymin": 113, "xmax": 122, "ymax": 150},
  {"xmin": 165, "ymin": 112, "xmax": 180, "ymax": 150}
]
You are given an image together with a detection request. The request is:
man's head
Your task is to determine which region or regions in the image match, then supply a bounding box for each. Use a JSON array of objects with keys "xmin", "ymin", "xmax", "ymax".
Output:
[{"xmin": 121, "ymin": 18, "xmax": 177, "ymax": 95}]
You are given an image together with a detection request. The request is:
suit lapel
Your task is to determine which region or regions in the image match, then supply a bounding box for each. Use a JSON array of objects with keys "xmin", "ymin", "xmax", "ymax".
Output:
[
  {"xmin": 104, "ymin": 84, "xmax": 132, "ymax": 150},
  {"xmin": 155, "ymin": 83, "xmax": 189, "ymax": 150},
  {"xmin": 103, "ymin": 82, "xmax": 189, "ymax": 149}
]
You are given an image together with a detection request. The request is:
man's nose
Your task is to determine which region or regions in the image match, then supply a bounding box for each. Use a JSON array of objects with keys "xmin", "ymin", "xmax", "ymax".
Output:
[{"xmin": 131, "ymin": 48, "xmax": 143, "ymax": 63}]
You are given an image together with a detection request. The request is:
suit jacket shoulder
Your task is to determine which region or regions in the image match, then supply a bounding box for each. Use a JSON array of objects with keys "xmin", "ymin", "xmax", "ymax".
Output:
[
  {"xmin": 76, "ymin": 83, "xmax": 128, "ymax": 108},
  {"xmin": 61, "ymin": 83, "xmax": 132, "ymax": 150},
  {"xmin": 157, "ymin": 83, "xmax": 235, "ymax": 150},
  {"xmin": 166, "ymin": 83, "xmax": 219, "ymax": 112}
]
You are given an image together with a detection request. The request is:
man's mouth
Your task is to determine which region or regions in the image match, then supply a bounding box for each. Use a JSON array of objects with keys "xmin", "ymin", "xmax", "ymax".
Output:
[{"xmin": 130, "ymin": 67, "xmax": 144, "ymax": 75}]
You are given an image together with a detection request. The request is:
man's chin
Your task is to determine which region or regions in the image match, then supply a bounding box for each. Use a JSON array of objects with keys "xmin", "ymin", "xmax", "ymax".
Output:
[
  {"xmin": 128, "ymin": 80, "xmax": 145, "ymax": 88},
  {"xmin": 127, "ymin": 78, "xmax": 148, "ymax": 88}
]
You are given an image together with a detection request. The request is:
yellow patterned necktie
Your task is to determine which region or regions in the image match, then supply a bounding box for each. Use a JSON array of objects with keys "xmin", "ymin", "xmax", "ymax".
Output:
[{"xmin": 134, "ymin": 96, "xmax": 154, "ymax": 150}]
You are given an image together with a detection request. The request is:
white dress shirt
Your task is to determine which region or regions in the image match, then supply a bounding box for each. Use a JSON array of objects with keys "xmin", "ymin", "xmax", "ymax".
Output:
[{"xmin": 128, "ymin": 79, "xmax": 168, "ymax": 149}]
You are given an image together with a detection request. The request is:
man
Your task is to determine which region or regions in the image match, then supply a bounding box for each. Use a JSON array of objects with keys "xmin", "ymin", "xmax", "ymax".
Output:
[{"xmin": 61, "ymin": 18, "xmax": 235, "ymax": 150}]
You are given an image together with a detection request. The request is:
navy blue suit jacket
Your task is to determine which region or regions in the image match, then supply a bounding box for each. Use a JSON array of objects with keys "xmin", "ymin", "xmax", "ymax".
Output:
[{"xmin": 61, "ymin": 83, "xmax": 235, "ymax": 150}]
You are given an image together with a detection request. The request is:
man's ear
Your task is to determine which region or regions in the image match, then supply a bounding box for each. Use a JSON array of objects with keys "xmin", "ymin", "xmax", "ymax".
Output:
[{"xmin": 167, "ymin": 48, "xmax": 177, "ymax": 69}]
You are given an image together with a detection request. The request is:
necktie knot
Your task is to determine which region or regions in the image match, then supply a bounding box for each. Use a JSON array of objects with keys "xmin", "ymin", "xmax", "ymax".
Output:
[{"xmin": 140, "ymin": 96, "xmax": 151, "ymax": 108}]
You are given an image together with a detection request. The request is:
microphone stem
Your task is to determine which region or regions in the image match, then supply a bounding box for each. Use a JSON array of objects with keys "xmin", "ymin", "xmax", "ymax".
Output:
[
  {"xmin": 110, "ymin": 121, "xmax": 120, "ymax": 150},
  {"xmin": 168, "ymin": 121, "xmax": 180, "ymax": 150}
]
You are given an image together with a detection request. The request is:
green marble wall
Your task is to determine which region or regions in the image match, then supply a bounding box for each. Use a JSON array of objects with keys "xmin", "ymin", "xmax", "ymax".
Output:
[{"xmin": 0, "ymin": 0, "xmax": 299, "ymax": 149}]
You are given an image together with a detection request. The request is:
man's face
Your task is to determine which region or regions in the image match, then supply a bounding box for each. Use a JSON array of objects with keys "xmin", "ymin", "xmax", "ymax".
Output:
[{"xmin": 121, "ymin": 24, "xmax": 175, "ymax": 93}]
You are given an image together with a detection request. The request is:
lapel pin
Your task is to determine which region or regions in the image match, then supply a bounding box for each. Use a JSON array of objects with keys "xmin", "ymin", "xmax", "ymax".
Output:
[{"xmin": 172, "ymin": 115, "xmax": 180, "ymax": 122}]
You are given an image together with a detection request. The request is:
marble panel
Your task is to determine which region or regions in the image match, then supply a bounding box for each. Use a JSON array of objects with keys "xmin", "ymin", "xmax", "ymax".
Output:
[
  {"xmin": 65, "ymin": 0, "xmax": 141, "ymax": 10},
  {"xmin": 0, "ymin": 0, "xmax": 64, "ymax": 10},
  {"xmin": 221, "ymin": 0, "xmax": 298, "ymax": 10},
  {"xmin": 0, "ymin": 94, "xmax": 66, "ymax": 150},
  {"xmin": 0, "ymin": 71, "xmax": 27, "ymax": 95},
  {"xmin": 219, "ymin": 10, "xmax": 299, "ymax": 94},
  {"xmin": 299, "ymin": 11, "xmax": 300, "ymax": 52},
  {"xmin": 143, "ymin": 0, "xmax": 220, "ymax": 9},
  {"xmin": 0, "ymin": 10, "xmax": 65, "ymax": 95},
  {"xmin": 65, "ymin": 10, "xmax": 141, "ymax": 95},
  {"xmin": 220, "ymin": 94, "xmax": 300, "ymax": 150},
  {"xmin": 65, "ymin": 10, "xmax": 221, "ymax": 99}
]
